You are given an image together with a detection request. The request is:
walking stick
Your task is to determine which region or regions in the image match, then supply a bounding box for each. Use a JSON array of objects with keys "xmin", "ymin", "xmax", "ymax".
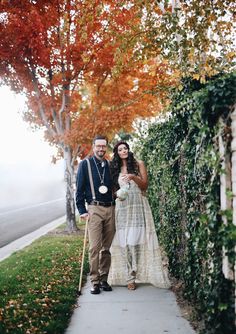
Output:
[{"xmin": 78, "ymin": 215, "xmax": 89, "ymax": 295}]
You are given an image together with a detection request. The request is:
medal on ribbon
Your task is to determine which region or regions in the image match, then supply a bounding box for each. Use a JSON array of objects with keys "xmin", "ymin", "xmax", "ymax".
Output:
[
  {"xmin": 93, "ymin": 158, "xmax": 108, "ymax": 194},
  {"xmin": 99, "ymin": 185, "xmax": 108, "ymax": 194}
]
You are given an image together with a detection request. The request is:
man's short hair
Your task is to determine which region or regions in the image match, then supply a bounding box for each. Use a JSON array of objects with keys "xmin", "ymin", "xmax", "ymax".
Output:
[{"xmin": 93, "ymin": 135, "xmax": 108, "ymax": 144}]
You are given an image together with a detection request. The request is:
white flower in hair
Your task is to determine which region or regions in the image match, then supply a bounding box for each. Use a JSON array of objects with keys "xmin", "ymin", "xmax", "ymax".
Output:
[{"xmin": 116, "ymin": 184, "xmax": 129, "ymax": 200}]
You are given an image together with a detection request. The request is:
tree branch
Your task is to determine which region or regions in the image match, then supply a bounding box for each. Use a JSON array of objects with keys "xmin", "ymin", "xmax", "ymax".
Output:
[{"xmin": 28, "ymin": 65, "xmax": 57, "ymax": 138}]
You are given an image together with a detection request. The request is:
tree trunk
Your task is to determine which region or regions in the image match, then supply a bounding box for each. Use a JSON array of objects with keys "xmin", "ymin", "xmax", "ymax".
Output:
[
  {"xmin": 230, "ymin": 106, "xmax": 236, "ymax": 321},
  {"xmin": 63, "ymin": 145, "xmax": 78, "ymax": 232},
  {"xmin": 219, "ymin": 119, "xmax": 233, "ymax": 280},
  {"xmin": 179, "ymin": 151, "xmax": 187, "ymax": 263}
]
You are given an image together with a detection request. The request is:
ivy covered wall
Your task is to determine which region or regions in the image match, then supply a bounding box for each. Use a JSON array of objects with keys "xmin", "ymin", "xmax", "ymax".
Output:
[{"xmin": 140, "ymin": 73, "xmax": 236, "ymax": 334}]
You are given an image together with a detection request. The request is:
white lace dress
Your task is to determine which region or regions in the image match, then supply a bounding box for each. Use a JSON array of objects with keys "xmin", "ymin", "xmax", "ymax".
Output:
[{"xmin": 108, "ymin": 174, "xmax": 170, "ymax": 288}]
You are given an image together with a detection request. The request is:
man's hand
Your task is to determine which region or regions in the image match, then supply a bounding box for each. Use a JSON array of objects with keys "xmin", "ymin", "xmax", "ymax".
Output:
[{"xmin": 80, "ymin": 213, "xmax": 89, "ymax": 221}]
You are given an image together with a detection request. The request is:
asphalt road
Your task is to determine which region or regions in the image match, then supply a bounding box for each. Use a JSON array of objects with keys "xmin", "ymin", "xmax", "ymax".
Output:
[{"xmin": 0, "ymin": 198, "xmax": 66, "ymax": 247}]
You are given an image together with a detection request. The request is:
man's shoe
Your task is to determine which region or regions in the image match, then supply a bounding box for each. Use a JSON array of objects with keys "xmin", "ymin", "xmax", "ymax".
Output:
[
  {"xmin": 100, "ymin": 281, "xmax": 112, "ymax": 291},
  {"xmin": 90, "ymin": 284, "xmax": 100, "ymax": 294}
]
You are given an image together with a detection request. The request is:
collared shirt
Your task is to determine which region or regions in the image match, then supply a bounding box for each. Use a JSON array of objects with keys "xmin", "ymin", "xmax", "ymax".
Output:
[{"xmin": 75, "ymin": 155, "xmax": 113, "ymax": 215}]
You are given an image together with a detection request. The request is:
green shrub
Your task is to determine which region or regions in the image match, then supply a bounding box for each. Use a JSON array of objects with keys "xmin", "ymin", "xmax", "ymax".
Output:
[{"xmin": 140, "ymin": 72, "xmax": 236, "ymax": 334}]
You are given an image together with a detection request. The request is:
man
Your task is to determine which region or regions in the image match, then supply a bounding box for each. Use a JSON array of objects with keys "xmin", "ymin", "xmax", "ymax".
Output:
[{"xmin": 76, "ymin": 135, "xmax": 115, "ymax": 294}]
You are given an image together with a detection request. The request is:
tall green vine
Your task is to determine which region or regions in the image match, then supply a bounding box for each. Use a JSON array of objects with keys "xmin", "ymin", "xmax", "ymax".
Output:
[{"xmin": 140, "ymin": 72, "xmax": 236, "ymax": 334}]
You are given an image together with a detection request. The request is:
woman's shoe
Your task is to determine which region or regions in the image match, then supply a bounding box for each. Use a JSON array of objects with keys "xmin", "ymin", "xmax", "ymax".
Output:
[{"xmin": 127, "ymin": 282, "xmax": 136, "ymax": 290}]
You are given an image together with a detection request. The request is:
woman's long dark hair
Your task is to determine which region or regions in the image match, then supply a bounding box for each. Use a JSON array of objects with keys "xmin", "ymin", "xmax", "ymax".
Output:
[{"xmin": 110, "ymin": 141, "xmax": 139, "ymax": 191}]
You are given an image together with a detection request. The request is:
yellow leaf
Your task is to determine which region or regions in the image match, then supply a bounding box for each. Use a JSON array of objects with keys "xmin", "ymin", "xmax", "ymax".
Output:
[
  {"xmin": 193, "ymin": 74, "xmax": 200, "ymax": 80},
  {"xmin": 227, "ymin": 51, "xmax": 235, "ymax": 59},
  {"xmin": 200, "ymin": 76, "xmax": 206, "ymax": 84}
]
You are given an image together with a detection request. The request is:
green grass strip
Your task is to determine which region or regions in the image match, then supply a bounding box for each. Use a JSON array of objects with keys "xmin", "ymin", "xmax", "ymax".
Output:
[{"xmin": 0, "ymin": 232, "xmax": 89, "ymax": 334}]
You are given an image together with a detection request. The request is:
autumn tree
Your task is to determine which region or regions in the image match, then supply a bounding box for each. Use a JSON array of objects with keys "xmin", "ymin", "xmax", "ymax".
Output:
[
  {"xmin": 0, "ymin": 1, "xmax": 177, "ymax": 231},
  {"xmin": 69, "ymin": 57, "xmax": 177, "ymax": 151},
  {"xmin": 131, "ymin": 0, "xmax": 236, "ymax": 82}
]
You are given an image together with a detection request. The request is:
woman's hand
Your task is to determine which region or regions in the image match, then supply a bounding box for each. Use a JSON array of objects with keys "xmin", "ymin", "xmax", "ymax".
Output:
[
  {"xmin": 116, "ymin": 185, "xmax": 129, "ymax": 200},
  {"xmin": 121, "ymin": 161, "xmax": 148, "ymax": 191},
  {"xmin": 121, "ymin": 174, "xmax": 133, "ymax": 183}
]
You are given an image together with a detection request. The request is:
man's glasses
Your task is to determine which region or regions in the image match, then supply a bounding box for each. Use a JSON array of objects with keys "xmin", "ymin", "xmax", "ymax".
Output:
[{"xmin": 95, "ymin": 145, "xmax": 107, "ymax": 149}]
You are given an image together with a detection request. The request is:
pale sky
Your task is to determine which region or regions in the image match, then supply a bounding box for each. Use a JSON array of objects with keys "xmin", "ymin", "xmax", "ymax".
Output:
[
  {"xmin": 0, "ymin": 86, "xmax": 56, "ymax": 165},
  {"xmin": 0, "ymin": 86, "xmax": 65, "ymax": 208}
]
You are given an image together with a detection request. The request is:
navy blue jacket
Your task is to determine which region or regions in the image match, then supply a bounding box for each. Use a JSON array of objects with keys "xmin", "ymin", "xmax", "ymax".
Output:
[{"xmin": 75, "ymin": 156, "xmax": 113, "ymax": 215}]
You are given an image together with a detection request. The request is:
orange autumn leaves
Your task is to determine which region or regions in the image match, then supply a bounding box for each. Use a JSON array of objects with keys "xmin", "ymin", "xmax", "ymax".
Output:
[
  {"xmin": 0, "ymin": 1, "xmax": 178, "ymax": 159},
  {"xmin": 70, "ymin": 59, "xmax": 177, "ymax": 154}
]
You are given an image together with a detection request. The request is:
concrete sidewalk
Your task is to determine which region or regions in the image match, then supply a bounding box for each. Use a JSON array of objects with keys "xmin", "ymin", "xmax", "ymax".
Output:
[
  {"xmin": 66, "ymin": 278, "xmax": 196, "ymax": 334},
  {"xmin": 0, "ymin": 219, "xmax": 196, "ymax": 334}
]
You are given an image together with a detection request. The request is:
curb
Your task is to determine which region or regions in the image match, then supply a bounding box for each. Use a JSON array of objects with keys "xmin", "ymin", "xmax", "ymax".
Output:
[{"xmin": 0, "ymin": 215, "xmax": 66, "ymax": 262}]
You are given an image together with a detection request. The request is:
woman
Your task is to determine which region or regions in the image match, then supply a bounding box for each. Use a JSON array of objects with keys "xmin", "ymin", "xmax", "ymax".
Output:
[{"xmin": 108, "ymin": 141, "xmax": 170, "ymax": 290}]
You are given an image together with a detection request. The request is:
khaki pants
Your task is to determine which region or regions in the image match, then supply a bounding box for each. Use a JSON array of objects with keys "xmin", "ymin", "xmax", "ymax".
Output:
[{"xmin": 87, "ymin": 205, "xmax": 115, "ymax": 284}]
